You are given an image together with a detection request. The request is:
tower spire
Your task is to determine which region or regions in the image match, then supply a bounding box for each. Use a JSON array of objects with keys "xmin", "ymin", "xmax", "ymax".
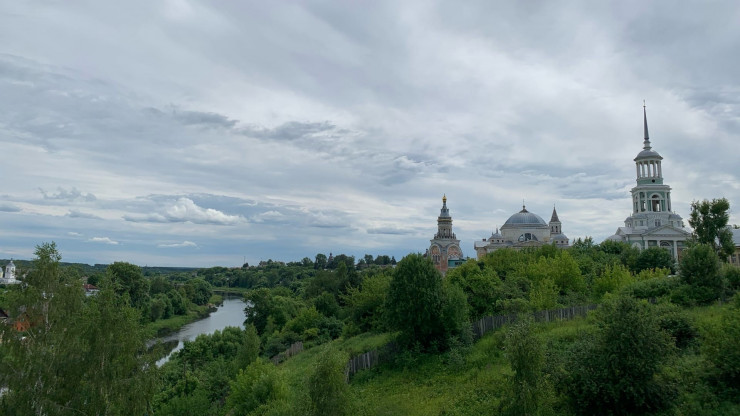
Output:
[{"xmin": 643, "ymin": 101, "xmax": 651, "ymax": 150}]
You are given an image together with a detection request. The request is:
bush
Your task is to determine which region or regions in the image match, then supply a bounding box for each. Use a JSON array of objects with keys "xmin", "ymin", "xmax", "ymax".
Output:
[
  {"xmin": 564, "ymin": 295, "xmax": 676, "ymax": 415},
  {"xmin": 622, "ymin": 275, "xmax": 679, "ymax": 299},
  {"xmin": 227, "ymin": 359, "xmax": 288, "ymax": 416},
  {"xmin": 679, "ymin": 244, "xmax": 722, "ymax": 304},
  {"xmin": 307, "ymin": 346, "xmax": 351, "ymax": 416}
]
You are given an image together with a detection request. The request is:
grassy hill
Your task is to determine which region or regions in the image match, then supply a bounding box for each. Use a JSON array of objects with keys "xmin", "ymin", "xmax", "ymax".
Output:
[{"xmin": 275, "ymin": 301, "xmax": 738, "ymax": 415}]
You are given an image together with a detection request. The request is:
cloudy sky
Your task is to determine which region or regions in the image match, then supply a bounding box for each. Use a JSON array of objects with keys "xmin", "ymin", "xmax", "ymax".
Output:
[{"xmin": 1, "ymin": 1, "xmax": 738, "ymax": 267}]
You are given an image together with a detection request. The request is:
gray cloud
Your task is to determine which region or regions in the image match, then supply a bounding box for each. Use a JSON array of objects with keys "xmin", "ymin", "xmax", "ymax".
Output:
[
  {"xmin": 1, "ymin": 1, "xmax": 739, "ymax": 266},
  {"xmin": 40, "ymin": 187, "xmax": 96, "ymax": 202},
  {"xmin": 0, "ymin": 203, "xmax": 21, "ymax": 212},
  {"xmin": 66, "ymin": 210, "xmax": 102, "ymax": 220}
]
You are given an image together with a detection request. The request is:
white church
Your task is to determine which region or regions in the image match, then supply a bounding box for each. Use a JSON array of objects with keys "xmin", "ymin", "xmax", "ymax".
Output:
[
  {"xmin": 605, "ymin": 106, "xmax": 690, "ymax": 259},
  {"xmin": 0, "ymin": 260, "xmax": 18, "ymax": 285}
]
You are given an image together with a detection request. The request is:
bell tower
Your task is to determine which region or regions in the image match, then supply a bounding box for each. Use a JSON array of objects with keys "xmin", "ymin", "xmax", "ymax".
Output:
[{"xmin": 428, "ymin": 195, "xmax": 462, "ymax": 275}]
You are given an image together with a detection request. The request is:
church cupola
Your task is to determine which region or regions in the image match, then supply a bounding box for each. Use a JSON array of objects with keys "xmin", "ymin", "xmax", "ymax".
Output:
[{"xmin": 435, "ymin": 194, "xmax": 454, "ymax": 239}]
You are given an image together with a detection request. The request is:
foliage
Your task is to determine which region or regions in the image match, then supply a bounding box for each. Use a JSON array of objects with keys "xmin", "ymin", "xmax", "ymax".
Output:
[
  {"xmin": 634, "ymin": 246, "xmax": 675, "ymax": 273},
  {"xmin": 107, "ymin": 261, "xmax": 151, "ymax": 308},
  {"xmin": 385, "ymin": 254, "xmax": 447, "ymax": 350},
  {"xmin": 678, "ymin": 243, "xmax": 723, "ymax": 304},
  {"xmin": 499, "ymin": 317, "xmax": 552, "ymax": 416},
  {"xmin": 592, "ymin": 263, "xmax": 635, "ymax": 301},
  {"xmin": 563, "ymin": 295, "xmax": 676, "ymax": 415},
  {"xmin": 307, "ymin": 346, "xmax": 351, "ymax": 416},
  {"xmin": 342, "ymin": 271, "xmax": 391, "ymax": 333},
  {"xmin": 0, "ymin": 243, "xmax": 156, "ymax": 415},
  {"xmin": 227, "ymin": 359, "xmax": 289, "ymax": 416},
  {"xmin": 689, "ymin": 198, "xmax": 735, "ymax": 260},
  {"xmin": 184, "ymin": 277, "xmax": 213, "ymax": 305},
  {"xmin": 703, "ymin": 295, "xmax": 740, "ymax": 391},
  {"xmin": 446, "ymin": 259, "xmax": 501, "ymax": 319}
]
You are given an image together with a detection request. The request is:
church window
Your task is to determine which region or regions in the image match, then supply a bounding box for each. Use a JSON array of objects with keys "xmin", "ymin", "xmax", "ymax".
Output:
[
  {"xmin": 518, "ymin": 233, "xmax": 538, "ymax": 242},
  {"xmin": 655, "ymin": 219, "xmax": 661, "ymax": 227}
]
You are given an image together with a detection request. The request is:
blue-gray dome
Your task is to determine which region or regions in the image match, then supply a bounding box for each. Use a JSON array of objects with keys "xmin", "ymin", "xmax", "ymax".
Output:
[
  {"xmin": 634, "ymin": 149, "xmax": 662, "ymax": 161},
  {"xmin": 503, "ymin": 207, "xmax": 547, "ymax": 226},
  {"xmin": 552, "ymin": 233, "xmax": 568, "ymax": 241}
]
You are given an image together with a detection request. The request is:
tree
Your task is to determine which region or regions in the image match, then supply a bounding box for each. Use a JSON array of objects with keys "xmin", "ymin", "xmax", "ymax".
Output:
[
  {"xmin": 107, "ymin": 261, "xmax": 150, "ymax": 308},
  {"xmin": 385, "ymin": 254, "xmax": 446, "ymax": 349},
  {"xmin": 634, "ymin": 246, "xmax": 675, "ymax": 273},
  {"xmin": 314, "ymin": 253, "xmax": 327, "ymax": 270},
  {"xmin": 307, "ymin": 346, "xmax": 351, "ymax": 416},
  {"xmin": 678, "ymin": 243, "xmax": 723, "ymax": 304},
  {"xmin": 184, "ymin": 278, "xmax": 212, "ymax": 305},
  {"xmin": 227, "ymin": 359, "xmax": 288, "ymax": 416},
  {"xmin": 0, "ymin": 243, "xmax": 156, "ymax": 415},
  {"xmin": 500, "ymin": 318, "xmax": 551, "ymax": 416},
  {"xmin": 689, "ymin": 198, "xmax": 735, "ymax": 260},
  {"xmin": 564, "ymin": 295, "xmax": 676, "ymax": 415}
]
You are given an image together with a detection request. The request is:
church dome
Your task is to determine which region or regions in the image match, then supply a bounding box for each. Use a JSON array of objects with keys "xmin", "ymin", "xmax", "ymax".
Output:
[
  {"xmin": 552, "ymin": 233, "xmax": 568, "ymax": 241},
  {"xmin": 503, "ymin": 207, "xmax": 547, "ymax": 226},
  {"xmin": 634, "ymin": 149, "xmax": 662, "ymax": 161}
]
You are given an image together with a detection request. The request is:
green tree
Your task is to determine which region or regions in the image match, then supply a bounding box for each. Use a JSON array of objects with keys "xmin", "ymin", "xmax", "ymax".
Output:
[
  {"xmin": 184, "ymin": 277, "xmax": 212, "ymax": 305},
  {"xmin": 446, "ymin": 259, "xmax": 500, "ymax": 319},
  {"xmin": 107, "ymin": 261, "xmax": 150, "ymax": 308},
  {"xmin": 307, "ymin": 346, "xmax": 351, "ymax": 416},
  {"xmin": 342, "ymin": 271, "xmax": 391, "ymax": 333},
  {"xmin": 314, "ymin": 253, "xmax": 327, "ymax": 270},
  {"xmin": 385, "ymin": 254, "xmax": 445, "ymax": 349},
  {"xmin": 634, "ymin": 246, "xmax": 675, "ymax": 273},
  {"xmin": 678, "ymin": 243, "xmax": 723, "ymax": 304},
  {"xmin": 689, "ymin": 198, "xmax": 735, "ymax": 260},
  {"xmin": 564, "ymin": 295, "xmax": 676, "ymax": 415},
  {"xmin": 500, "ymin": 317, "xmax": 551, "ymax": 416},
  {"xmin": 227, "ymin": 359, "xmax": 289, "ymax": 416},
  {"xmin": 0, "ymin": 243, "xmax": 156, "ymax": 415}
]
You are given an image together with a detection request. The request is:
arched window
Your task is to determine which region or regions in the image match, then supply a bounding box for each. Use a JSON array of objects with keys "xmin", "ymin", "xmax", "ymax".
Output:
[{"xmin": 518, "ymin": 233, "xmax": 538, "ymax": 242}]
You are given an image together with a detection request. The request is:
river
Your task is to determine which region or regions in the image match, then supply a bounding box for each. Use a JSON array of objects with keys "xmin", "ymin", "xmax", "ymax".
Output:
[{"xmin": 155, "ymin": 296, "xmax": 247, "ymax": 366}]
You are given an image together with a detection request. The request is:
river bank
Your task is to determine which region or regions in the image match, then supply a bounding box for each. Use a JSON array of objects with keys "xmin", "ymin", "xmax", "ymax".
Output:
[
  {"xmin": 144, "ymin": 293, "xmax": 226, "ymax": 338},
  {"xmin": 152, "ymin": 297, "xmax": 248, "ymax": 366}
]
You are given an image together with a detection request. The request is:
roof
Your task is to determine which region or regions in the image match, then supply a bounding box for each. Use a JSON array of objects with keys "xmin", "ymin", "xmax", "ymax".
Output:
[
  {"xmin": 503, "ymin": 206, "xmax": 547, "ymax": 226},
  {"xmin": 551, "ymin": 233, "xmax": 569, "ymax": 241},
  {"xmin": 550, "ymin": 206, "xmax": 560, "ymax": 222}
]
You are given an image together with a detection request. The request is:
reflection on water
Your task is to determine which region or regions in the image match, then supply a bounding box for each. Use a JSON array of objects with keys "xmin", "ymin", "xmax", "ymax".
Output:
[{"xmin": 155, "ymin": 297, "xmax": 246, "ymax": 366}]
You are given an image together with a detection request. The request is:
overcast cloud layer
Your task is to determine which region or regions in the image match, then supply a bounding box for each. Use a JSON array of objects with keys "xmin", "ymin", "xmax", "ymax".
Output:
[{"xmin": 1, "ymin": 1, "xmax": 738, "ymax": 267}]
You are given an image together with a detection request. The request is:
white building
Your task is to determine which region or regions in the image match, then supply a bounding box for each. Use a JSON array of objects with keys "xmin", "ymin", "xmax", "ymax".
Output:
[
  {"xmin": 0, "ymin": 260, "xmax": 18, "ymax": 285},
  {"xmin": 605, "ymin": 106, "xmax": 690, "ymax": 259},
  {"xmin": 475, "ymin": 205, "xmax": 569, "ymax": 259}
]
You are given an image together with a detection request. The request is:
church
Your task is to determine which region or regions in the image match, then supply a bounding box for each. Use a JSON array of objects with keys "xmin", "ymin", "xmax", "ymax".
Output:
[
  {"xmin": 426, "ymin": 195, "xmax": 464, "ymax": 274},
  {"xmin": 474, "ymin": 205, "xmax": 569, "ymax": 259},
  {"xmin": 605, "ymin": 106, "xmax": 690, "ymax": 259}
]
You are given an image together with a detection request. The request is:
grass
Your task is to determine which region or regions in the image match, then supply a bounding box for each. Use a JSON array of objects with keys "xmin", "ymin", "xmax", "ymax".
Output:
[{"xmin": 274, "ymin": 315, "xmax": 594, "ymax": 416}]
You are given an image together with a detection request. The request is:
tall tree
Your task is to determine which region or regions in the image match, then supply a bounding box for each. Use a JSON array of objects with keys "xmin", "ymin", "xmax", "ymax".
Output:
[
  {"xmin": 0, "ymin": 243, "xmax": 155, "ymax": 415},
  {"xmin": 385, "ymin": 253, "xmax": 446, "ymax": 349},
  {"xmin": 689, "ymin": 198, "xmax": 735, "ymax": 261},
  {"xmin": 107, "ymin": 261, "xmax": 150, "ymax": 308}
]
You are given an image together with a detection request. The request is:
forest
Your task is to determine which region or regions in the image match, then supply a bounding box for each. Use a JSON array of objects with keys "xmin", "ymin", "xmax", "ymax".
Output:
[{"xmin": 1, "ymin": 201, "xmax": 739, "ymax": 415}]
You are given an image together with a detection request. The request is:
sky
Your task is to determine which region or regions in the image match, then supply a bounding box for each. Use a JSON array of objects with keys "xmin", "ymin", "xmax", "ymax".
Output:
[{"xmin": 1, "ymin": 1, "xmax": 739, "ymax": 267}]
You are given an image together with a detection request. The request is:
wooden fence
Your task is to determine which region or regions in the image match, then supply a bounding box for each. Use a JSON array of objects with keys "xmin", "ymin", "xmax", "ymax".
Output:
[
  {"xmin": 270, "ymin": 341, "xmax": 303, "ymax": 365},
  {"xmin": 346, "ymin": 304, "xmax": 600, "ymax": 379}
]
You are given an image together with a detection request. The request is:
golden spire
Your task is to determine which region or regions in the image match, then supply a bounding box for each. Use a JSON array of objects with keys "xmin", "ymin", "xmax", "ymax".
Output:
[{"xmin": 442, "ymin": 194, "xmax": 447, "ymax": 204}]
